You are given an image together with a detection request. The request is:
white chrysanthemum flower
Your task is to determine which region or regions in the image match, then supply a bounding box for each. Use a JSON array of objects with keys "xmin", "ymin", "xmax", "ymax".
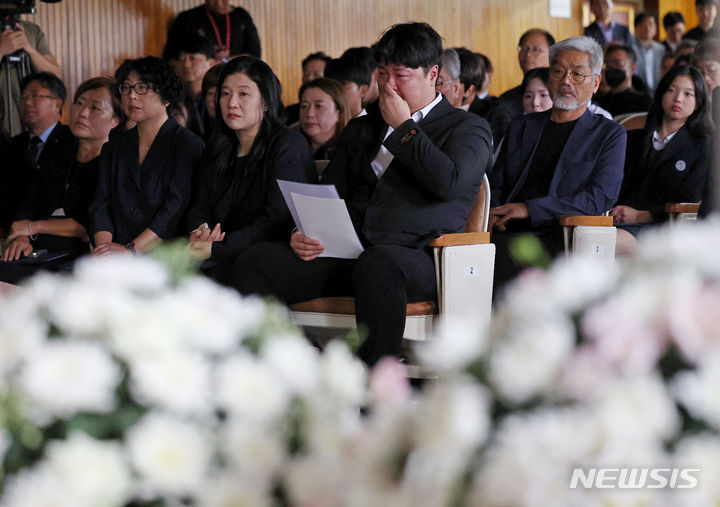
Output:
[
  {"xmin": 167, "ymin": 278, "xmax": 266, "ymax": 353},
  {"xmin": 125, "ymin": 412, "xmax": 211, "ymax": 498},
  {"xmin": 43, "ymin": 431, "xmax": 133, "ymax": 506},
  {"xmin": 399, "ymin": 378, "xmax": 490, "ymax": 506},
  {"xmin": 216, "ymin": 351, "xmax": 291, "ymax": 421},
  {"xmin": 672, "ymin": 350, "xmax": 720, "ymax": 431},
  {"xmin": 470, "ymin": 407, "xmax": 598, "ymax": 507},
  {"xmin": 416, "ymin": 377, "xmax": 490, "ymax": 453},
  {"xmin": 128, "ymin": 350, "xmax": 212, "ymax": 416},
  {"xmin": 220, "ymin": 421, "xmax": 285, "ymax": 484},
  {"xmin": 316, "ymin": 341, "xmax": 367, "ymax": 408},
  {"xmin": 489, "ymin": 313, "xmax": 574, "ymax": 404},
  {"xmin": 0, "ymin": 297, "xmax": 46, "ymax": 378},
  {"xmin": 543, "ymin": 255, "xmax": 620, "ymax": 313},
  {"xmin": 581, "ymin": 276, "xmax": 671, "ymax": 375},
  {"xmin": 199, "ymin": 472, "xmax": 274, "ymax": 507},
  {"xmin": 260, "ymin": 334, "xmax": 319, "ymax": 395},
  {"xmin": 417, "ymin": 315, "xmax": 489, "ymax": 371},
  {"xmin": 107, "ymin": 300, "xmax": 184, "ymax": 361},
  {"xmin": 284, "ymin": 454, "xmax": 348, "ymax": 507},
  {"xmin": 73, "ymin": 255, "xmax": 169, "ymax": 293},
  {"xmin": 671, "ymin": 433, "xmax": 720, "ymax": 506},
  {"xmin": 46, "ymin": 281, "xmax": 134, "ymax": 338},
  {"xmin": 593, "ymin": 375, "xmax": 679, "ymax": 447},
  {"xmin": 667, "ymin": 276, "xmax": 720, "ymax": 363},
  {"xmin": 18, "ymin": 340, "xmax": 121, "ymax": 418},
  {"xmin": 638, "ymin": 218, "xmax": 720, "ymax": 278},
  {"xmin": 0, "ymin": 467, "xmax": 75, "ymax": 507}
]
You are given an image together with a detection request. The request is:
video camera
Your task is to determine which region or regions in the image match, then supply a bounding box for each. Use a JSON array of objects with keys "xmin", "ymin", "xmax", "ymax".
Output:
[{"xmin": 1, "ymin": 0, "xmax": 61, "ymax": 31}]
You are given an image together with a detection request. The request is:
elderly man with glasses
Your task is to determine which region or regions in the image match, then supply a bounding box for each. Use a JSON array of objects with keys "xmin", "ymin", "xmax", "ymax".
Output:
[{"xmin": 488, "ymin": 36, "xmax": 626, "ymax": 297}]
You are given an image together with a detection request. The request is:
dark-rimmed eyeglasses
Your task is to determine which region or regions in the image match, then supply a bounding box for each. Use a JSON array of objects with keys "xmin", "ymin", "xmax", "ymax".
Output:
[
  {"xmin": 20, "ymin": 93, "xmax": 57, "ymax": 102},
  {"xmin": 549, "ymin": 66, "xmax": 593, "ymax": 85},
  {"xmin": 119, "ymin": 82, "xmax": 152, "ymax": 95}
]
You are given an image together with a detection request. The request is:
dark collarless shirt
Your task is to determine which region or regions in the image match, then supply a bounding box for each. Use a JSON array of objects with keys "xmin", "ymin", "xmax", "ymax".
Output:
[{"xmin": 515, "ymin": 118, "xmax": 578, "ymax": 203}]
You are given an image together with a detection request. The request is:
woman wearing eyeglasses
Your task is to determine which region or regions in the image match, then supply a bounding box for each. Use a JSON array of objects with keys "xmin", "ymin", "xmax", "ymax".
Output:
[{"xmin": 89, "ymin": 56, "xmax": 204, "ymax": 256}]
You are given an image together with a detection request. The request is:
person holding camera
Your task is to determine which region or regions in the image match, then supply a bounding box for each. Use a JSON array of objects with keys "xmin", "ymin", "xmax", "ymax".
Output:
[{"xmin": 1, "ymin": 16, "xmax": 60, "ymax": 136}]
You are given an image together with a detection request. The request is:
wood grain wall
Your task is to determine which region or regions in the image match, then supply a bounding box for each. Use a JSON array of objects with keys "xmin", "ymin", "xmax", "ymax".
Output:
[
  {"xmin": 658, "ymin": 0, "xmax": 698, "ymax": 40},
  {"xmin": 23, "ymin": 0, "xmax": 584, "ymax": 111}
]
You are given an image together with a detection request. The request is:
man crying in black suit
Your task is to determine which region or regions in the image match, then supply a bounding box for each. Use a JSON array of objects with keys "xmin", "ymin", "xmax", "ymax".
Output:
[{"xmin": 235, "ymin": 22, "xmax": 492, "ymax": 366}]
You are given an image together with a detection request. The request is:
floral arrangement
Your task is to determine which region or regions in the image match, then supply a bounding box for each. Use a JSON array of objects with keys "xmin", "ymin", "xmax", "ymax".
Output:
[{"xmin": 1, "ymin": 218, "xmax": 720, "ymax": 506}]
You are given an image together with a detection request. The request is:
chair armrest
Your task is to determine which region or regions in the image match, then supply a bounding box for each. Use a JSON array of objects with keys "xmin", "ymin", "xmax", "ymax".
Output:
[
  {"xmin": 665, "ymin": 202, "xmax": 701, "ymax": 214},
  {"xmin": 428, "ymin": 232, "xmax": 490, "ymax": 247},
  {"xmin": 558, "ymin": 215, "xmax": 613, "ymax": 227}
]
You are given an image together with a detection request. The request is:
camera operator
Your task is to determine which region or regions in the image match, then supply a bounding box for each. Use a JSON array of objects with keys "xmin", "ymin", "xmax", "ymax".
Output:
[{"xmin": 1, "ymin": 15, "xmax": 61, "ymax": 136}]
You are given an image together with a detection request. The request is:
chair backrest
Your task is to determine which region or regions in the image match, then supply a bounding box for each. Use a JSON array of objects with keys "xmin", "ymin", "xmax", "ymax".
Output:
[
  {"xmin": 618, "ymin": 112, "xmax": 647, "ymax": 130},
  {"xmin": 464, "ymin": 173, "xmax": 491, "ymax": 233}
]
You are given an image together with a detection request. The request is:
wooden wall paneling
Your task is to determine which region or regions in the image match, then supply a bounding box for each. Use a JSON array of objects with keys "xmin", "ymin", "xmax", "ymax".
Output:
[
  {"xmin": 21, "ymin": 0, "xmax": 582, "ymax": 118},
  {"xmin": 658, "ymin": 0, "xmax": 698, "ymax": 40}
]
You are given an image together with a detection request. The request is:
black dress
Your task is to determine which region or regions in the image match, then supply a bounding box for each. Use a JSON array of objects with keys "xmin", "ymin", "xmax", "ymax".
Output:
[
  {"xmin": 0, "ymin": 156, "xmax": 100, "ymax": 284},
  {"xmin": 186, "ymin": 126, "xmax": 315, "ymax": 284}
]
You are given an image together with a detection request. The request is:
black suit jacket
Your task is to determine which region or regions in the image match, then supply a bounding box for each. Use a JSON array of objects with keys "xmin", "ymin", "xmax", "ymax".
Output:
[
  {"xmin": 584, "ymin": 21, "xmax": 635, "ymax": 48},
  {"xmin": 619, "ymin": 127, "xmax": 708, "ymax": 222},
  {"xmin": 186, "ymin": 126, "xmax": 315, "ymax": 260},
  {"xmin": 89, "ymin": 118, "xmax": 204, "ymax": 245},
  {"xmin": 322, "ymin": 96, "xmax": 492, "ymax": 248},
  {"xmin": 468, "ymin": 95, "xmax": 497, "ymax": 119},
  {"xmin": 5, "ymin": 123, "xmax": 76, "ymax": 224}
]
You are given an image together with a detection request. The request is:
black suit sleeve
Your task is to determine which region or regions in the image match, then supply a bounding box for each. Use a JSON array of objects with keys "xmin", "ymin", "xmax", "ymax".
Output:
[
  {"xmin": 382, "ymin": 114, "xmax": 492, "ymax": 202},
  {"xmin": 147, "ymin": 132, "xmax": 204, "ymax": 240},
  {"xmin": 88, "ymin": 143, "xmax": 115, "ymax": 239}
]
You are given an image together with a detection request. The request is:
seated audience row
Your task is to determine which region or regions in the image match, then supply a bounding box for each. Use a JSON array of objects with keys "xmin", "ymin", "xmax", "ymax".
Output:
[{"xmin": 1, "ymin": 17, "xmax": 718, "ymax": 369}]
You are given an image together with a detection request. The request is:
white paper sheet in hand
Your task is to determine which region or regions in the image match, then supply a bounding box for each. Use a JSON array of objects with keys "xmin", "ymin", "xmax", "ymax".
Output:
[
  {"xmin": 277, "ymin": 179, "xmax": 338, "ymax": 232},
  {"xmin": 290, "ymin": 192, "xmax": 364, "ymax": 259}
]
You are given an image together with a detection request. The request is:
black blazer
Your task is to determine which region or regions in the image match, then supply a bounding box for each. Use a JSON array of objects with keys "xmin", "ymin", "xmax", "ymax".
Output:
[
  {"xmin": 322, "ymin": 95, "xmax": 493, "ymax": 248},
  {"xmin": 186, "ymin": 126, "xmax": 315, "ymax": 260},
  {"xmin": 618, "ymin": 127, "xmax": 708, "ymax": 222},
  {"xmin": 89, "ymin": 118, "xmax": 204, "ymax": 245},
  {"xmin": 584, "ymin": 21, "xmax": 635, "ymax": 48},
  {"xmin": 5, "ymin": 123, "xmax": 77, "ymax": 224},
  {"xmin": 468, "ymin": 95, "xmax": 497, "ymax": 119}
]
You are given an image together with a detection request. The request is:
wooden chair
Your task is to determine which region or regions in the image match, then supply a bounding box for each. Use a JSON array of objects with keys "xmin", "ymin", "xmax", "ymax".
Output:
[
  {"xmin": 617, "ymin": 112, "xmax": 647, "ymax": 131},
  {"xmin": 666, "ymin": 202, "xmax": 701, "ymax": 224},
  {"xmin": 559, "ymin": 215, "xmax": 616, "ymax": 261},
  {"xmin": 289, "ymin": 174, "xmax": 495, "ymax": 350}
]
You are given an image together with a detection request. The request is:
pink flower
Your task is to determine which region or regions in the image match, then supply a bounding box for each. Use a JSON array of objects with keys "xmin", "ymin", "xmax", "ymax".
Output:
[{"xmin": 368, "ymin": 357, "xmax": 411, "ymax": 406}]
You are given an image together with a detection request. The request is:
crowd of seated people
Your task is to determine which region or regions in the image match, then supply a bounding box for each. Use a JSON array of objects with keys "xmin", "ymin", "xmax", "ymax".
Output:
[{"xmin": 2, "ymin": 0, "xmax": 720, "ymax": 368}]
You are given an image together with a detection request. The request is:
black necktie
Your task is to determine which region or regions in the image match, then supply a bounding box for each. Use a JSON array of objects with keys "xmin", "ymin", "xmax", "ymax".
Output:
[{"xmin": 28, "ymin": 136, "xmax": 42, "ymax": 168}]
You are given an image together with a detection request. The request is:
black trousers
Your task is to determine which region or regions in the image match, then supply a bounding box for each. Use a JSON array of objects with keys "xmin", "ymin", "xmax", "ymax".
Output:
[
  {"xmin": 492, "ymin": 225, "xmax": 565, "ymax": 301},
  {"xmin": 233, "ymin": 242, "xmax": 437, "ymax": 366}
]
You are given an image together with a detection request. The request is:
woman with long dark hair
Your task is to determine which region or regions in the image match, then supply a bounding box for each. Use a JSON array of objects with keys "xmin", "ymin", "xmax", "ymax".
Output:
[
  {"xmin": 89, "ymin": 57, "xmax": 204, "ymax": 256},
  {"xmin": 186, "ymin": 56, "xmax": 315, "ymax": 284},
  {"xmin": 610, "ymin": 64, "xmax": 710, "ymax": 254}
]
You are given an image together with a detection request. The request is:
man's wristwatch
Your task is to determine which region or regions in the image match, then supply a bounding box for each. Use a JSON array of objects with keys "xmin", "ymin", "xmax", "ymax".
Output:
[{"xmin": 125, "ymin": 241, "xmax": 137, "ymax": 255}]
